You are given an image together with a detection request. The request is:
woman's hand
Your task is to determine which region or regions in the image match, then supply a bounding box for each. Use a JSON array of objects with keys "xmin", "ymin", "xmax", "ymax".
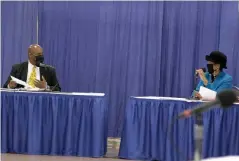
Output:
[
  {"xmin": 194, "ymin": 91, "xmax": 202, "ymax": 100},
  {"xmin": 196, "ymin": 69, "xmax": 208, "ymax": 86}
]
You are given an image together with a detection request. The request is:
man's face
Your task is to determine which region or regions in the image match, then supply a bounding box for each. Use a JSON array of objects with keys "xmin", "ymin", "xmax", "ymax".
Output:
[{"xmin": 28, "ymin": 46, "xmax": 43, "ymax": 65}]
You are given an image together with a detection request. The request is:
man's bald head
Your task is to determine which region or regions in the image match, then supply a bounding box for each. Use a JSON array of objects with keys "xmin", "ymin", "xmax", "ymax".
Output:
[
  {"xmin": 28, "ymin": 44, "xmax": 43, "ymax": 55},
  {"xmin": 28, "ymin": 44, "xmax": 44, "ymax": 65}
]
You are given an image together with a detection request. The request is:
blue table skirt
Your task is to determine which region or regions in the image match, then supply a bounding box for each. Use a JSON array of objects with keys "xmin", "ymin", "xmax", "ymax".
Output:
[
  {"xmin": 1, "ymin": 91, "xmax": 108, "ymax": 157},
  {"xmin": 119, "ymin": 97, "xmax": 239, "ymax": 161},
  {"xmin": 203, "ymin": 107, "xmax": 239, "ymax": 158}
]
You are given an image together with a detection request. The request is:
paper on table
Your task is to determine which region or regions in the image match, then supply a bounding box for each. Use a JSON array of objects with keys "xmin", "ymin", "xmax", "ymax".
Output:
[
  {"xmin": 11, "ymin": 76, "xmax": 31, "ymax": 88},
  {"xmin": 233, "ymin": 86, "xmax": 239, "ymax": 90},
  {"xmin": 25, "ymin": 88, "xmax": 44, "ymax": 91},
  {"xmin": 199, "ymin": 86, "xmax": 217, "ymax": 100}
]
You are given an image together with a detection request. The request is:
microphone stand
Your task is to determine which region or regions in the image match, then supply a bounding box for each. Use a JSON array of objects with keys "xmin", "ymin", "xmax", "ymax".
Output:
[
  {"xmin": 193, "ymin": 75, "xmax": 203, "ymax": 161},
  {"xmin": 189, "ymin": 75, "xmax": 199, "ymax": 100},
  {"xmin": 194, "ymin": 75, "xmax": 198, "ymax": 92},
  {"xmin": 194, "ymin": 121, "xmax": 203, "ymax": 161}
]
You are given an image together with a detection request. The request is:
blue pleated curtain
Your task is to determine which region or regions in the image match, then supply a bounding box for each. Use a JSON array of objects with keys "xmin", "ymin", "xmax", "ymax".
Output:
[
  {"xmin": 1, "ymin": 1, "xmax": 38, "ymax": 85},
  {"xmin": 2, "ymin": 1, "xmax": 239, "ymax": 137}
]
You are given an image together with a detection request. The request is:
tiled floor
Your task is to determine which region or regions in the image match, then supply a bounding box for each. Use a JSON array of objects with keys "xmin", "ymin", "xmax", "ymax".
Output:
[
  {"xmin": 0, "ymin": 154, "xmax": 129, "ymax": 161},
  {"xmin": 1, "ymin": 138, "xmax": 133, "ymax": 161}
]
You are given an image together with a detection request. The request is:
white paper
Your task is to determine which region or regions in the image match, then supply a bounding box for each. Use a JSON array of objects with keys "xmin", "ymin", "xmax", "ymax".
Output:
[
  {"xmin": 10, "ymin": 76, "xmax": 31, "ymax": 88},
  {"xmin": 233, "ymin": 86, "xmax": 239, "ymax": 90},
  {"xmin": 25, "ymin": 88, "xmax": 44, "ymax": 91},
  {"xmin": 0, "ymin": 88, "xmax": 18, "ymax": 91},
  {"xmin": 199, "ymin": 86, "xmax": 217, "ymax": 100}
]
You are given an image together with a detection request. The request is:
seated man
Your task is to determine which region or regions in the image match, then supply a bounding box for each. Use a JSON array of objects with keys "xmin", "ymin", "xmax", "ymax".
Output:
[
  {"xmin": 194, "ymin": 51, "xmax": 232, "ymax": 99},
  {"xmin": 3, "ymin": 44, "xmax": 61, "ymax": 91}
]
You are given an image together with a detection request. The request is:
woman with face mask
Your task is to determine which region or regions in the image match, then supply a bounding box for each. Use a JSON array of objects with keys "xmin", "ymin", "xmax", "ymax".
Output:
[{"xmin": 193, "ymin": 51, "xmax": 233, "ymax": 100}]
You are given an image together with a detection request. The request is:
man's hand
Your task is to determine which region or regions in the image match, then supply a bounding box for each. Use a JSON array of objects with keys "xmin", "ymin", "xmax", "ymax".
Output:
[
  {"xmin": 194, "ymin": 91, "xmax": 202, "ymax": 100},
  {"xmin": 34, "ymin": 76, "xmax": 47, "ymax": 89},
  {"xmin": 8, "ymin": 80, "xmax": 17, "ymax": 89},
  {"xmin": 196, "ymin": 69, "xmax": 208, "ymax": 86}
]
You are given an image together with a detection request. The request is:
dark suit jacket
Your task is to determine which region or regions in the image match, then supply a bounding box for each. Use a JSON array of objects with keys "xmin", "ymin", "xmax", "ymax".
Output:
[{"xmin": 3, "ymin": 62, "xmax": 61, "ymax": 91}]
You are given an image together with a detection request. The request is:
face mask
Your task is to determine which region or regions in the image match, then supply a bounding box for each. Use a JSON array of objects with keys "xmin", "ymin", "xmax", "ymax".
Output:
[
  {"xmin": 35, "ymin": 55, "xmax": 44, "ymax": 67},
  {"xmin": 207, "ymin": 64, "xmax": 214, "ymax": 74}
]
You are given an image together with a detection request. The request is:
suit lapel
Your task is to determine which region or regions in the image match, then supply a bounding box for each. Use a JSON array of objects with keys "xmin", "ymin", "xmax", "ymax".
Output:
[
  {"xmin": 40, "ymin": 67, "xmax": 44, "ymax": 81},
  {"xmin": 22, "ymin": 62, "xmax": 28, "ymax": 82}
]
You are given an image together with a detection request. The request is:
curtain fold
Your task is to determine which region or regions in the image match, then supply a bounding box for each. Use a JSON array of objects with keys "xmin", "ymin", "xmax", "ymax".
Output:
[
  {"xmin": 1, "ymin": 1, "xmax": 38, "ymax": 85},
  {"xmin": 38, "ymin": 1, "xmax": 239, "ymax": 136},
  {"xmin": 2, "ymin": 1, "xmax": 239, "ymax": 137}
]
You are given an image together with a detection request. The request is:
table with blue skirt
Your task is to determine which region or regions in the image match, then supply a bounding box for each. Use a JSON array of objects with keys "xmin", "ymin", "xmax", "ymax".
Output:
[
  {"xmin": 1, "ymin": 90, "xmax": 108, "ymax": 157},
  {"xmin": 119, "ymin": 97, "xmax": 239, "ymax": 161}
]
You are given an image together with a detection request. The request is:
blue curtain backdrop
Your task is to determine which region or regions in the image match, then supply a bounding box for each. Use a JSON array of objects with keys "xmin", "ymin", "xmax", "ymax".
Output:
[
  {"xmin": 1, "ymin": 1, "xmax": 38, "ymax": 84},
  {"xmin": 38, "ymin": 1, "xmax": 239, "ymax": 137},
  {"xmin": 2, "ymin": 1, "xmax": 239, "ymax": 137}
]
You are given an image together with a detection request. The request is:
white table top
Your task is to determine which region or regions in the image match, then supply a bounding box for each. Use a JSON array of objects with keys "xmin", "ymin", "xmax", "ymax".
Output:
[
  {"xmin": 0, "ymin": 89, "xmax": 105, "ymax": 96},
  {"xmin": 132, "ymin": 96, "xmax": 239, "ymax": 104},
  {"xmin": 202, "ymin": 156, "xmax": 239, "ymax": 161},
  {"xmin": 133, "ymin": 96, "xmax": 202, "ymax": 102}
]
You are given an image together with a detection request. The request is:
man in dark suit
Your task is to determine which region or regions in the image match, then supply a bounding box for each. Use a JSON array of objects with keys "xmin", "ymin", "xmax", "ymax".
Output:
[{"xmin": 3, "ymin": 44, "xmax": 61, "ymax": 91}]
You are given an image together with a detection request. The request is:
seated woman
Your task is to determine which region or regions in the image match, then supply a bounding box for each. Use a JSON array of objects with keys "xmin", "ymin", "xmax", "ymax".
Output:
[
  {"xmin": 193, "ymin": 51, "xmax": 233, "ymax": 100},
  {"xmin": 193, "ymin": 51, "xmax": 233, "ymax": 158}
]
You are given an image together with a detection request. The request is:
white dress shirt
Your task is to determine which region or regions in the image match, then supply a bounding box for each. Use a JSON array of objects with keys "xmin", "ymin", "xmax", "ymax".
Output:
[{"xmin": 26, "ymin": 61, "xmax": 40, "ymax": 83}]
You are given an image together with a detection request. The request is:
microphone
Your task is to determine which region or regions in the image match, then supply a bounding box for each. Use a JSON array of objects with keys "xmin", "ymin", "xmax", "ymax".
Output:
[
  {"xmin": 195, "ymin": 68, "xmax": 206, "ymax": 77},
  {"xmin": 39, "ymin": 63, "xmax": 54, "ymax": 68},
  {"xmin": 43, "ymin": 83, "xmax": 59, "ymax": 92},
  {"xmin": 178, "ymin": 89, "xmax": 238, "ymax": 119},
  {"xmin": 51, "ymin": 83, "xmax": 59, "ymax": 92}
]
